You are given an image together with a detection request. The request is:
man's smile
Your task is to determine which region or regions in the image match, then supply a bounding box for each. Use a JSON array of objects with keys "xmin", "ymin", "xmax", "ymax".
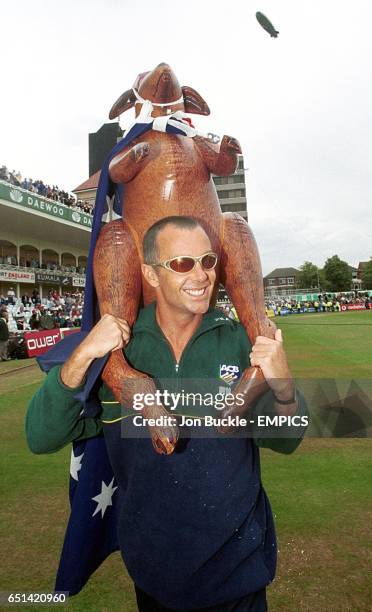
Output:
[{"xmin": 182, "ymin": 286, "xmax": 209, "ymax": 297}]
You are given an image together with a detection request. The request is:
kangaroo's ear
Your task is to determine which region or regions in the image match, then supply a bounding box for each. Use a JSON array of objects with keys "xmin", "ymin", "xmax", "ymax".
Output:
[
  {"xmin": 182, "ymin": 86, "xmax": 210, "ymax": 115},
  {"xmin": 109, "ymin": 89, "xmax": 136, "ymax": 119}
]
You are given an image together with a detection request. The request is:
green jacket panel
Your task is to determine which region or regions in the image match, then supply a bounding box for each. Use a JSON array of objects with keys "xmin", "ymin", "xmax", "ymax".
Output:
[{"xmin": 26, "ymin": 303, "xmax": 307, "ymax": 455}]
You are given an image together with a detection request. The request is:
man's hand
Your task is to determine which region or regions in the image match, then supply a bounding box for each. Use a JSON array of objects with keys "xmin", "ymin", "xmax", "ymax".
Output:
[
  {"xmin": 249, "ymin": 329, "xmax": 296, "ymax": 412},
  {"xmin": 79, "ymin": 314, "xmax": 131, "ymax": 360},
  {"xmin": 60, "ymin": 314, "xmax": 131, "ymax": 389}
]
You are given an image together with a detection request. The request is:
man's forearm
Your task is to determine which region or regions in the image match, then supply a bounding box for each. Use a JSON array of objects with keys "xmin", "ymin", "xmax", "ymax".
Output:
[
  {"xmin": 25, "ymin": 365, "xmax": 101, "ymax": 454},
  {"xmin": 60, "ymin": 345, "xmax": 94, "ymax": 388},
  {"xmin": 60, "ymin": 313, "xmax": 131, "ymax": 387}
]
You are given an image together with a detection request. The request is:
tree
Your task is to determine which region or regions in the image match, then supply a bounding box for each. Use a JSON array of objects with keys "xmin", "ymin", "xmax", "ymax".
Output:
[
  {"xmin": 318, "ymin": 269, "xmax": 332, "ymax": 292},
  {"xmin": 362, "ymin": 260, "xmax": 372, "ymax": 289},
  {"xmin": 323, "ymin": 255, "xmax": 350, "ymax": 292},
  {"xmin": 297, "ymin": 261, "xmax": 320, "ymax": 289}
]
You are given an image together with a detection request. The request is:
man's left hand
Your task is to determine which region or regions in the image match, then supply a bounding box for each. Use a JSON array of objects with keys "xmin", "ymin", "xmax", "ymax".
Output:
[{"xmin": 249, "ymin": 329, "xmax": 295, "ymax": 402}]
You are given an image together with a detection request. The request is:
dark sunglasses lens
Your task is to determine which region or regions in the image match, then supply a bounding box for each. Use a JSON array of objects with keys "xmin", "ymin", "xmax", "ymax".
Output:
[
  {"xmin": 201, "ymin": 254, "xmax": 217, "ymax": 269},
  {"xmin": 169, "ymin": 257, "xmax": 195, "ymax": 273}
]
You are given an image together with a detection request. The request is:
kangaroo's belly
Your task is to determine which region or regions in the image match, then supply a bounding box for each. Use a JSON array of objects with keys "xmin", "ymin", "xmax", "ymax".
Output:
[{"xmin": 122, "ymin": 133, "xmax": 222, "ymax": 247}]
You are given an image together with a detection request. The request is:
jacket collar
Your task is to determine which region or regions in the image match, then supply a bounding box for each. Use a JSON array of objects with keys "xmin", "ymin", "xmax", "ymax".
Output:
[{"xmin": 133, "ymin": 301, "xmax": 231, "ymax": 339}]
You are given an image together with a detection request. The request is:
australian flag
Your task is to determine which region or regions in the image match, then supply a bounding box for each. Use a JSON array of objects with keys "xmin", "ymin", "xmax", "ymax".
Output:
[
  {"xmin": 37, "ymin": 113, "xmax": 196, "ymax": 595},
  {"xmin": 55, "ymin": 436, "xmax": 121, "ymax": 594}
]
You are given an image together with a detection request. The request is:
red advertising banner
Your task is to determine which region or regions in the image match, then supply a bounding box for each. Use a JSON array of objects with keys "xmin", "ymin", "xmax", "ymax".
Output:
[
  {"xmin": 344, "ymin": 304, "xmax": 366, "ymax": 311},
  {"xmin": 24, "ymin": 329, "xmax": 62, "ymax": 357},
  {"xmin": 24, "ymin": 327, "xmax": 80, "ymax": 357}
]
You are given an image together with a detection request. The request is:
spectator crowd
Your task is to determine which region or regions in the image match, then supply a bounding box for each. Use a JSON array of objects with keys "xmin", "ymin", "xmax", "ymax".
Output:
[
  {"xmin": 0, "ymin": 255, "xmax": 86, "ymax": 273},
  {"xmin": 0, "ymin": 289, "xmax": 84, "ymax": 335},
  {"xmin": 1, "ymin": 164, "xmax": 94, "ymax": 214},
  {"xmin": 1, "ymin": 288, "xmax": 370, "ymax": 361},
  {"xmin": 265, "ymin": 293, "xmax": 371, "ymax": 315}
]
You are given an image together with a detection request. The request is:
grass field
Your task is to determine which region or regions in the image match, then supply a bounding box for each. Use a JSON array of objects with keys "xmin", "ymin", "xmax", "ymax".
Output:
[
  {"xmin": 1, "ymin": 310, "xmax": 371, "ymax": 611},
  {"xmin": 274, "ymin": 310, "xmax": 372, "ymax": 378}
]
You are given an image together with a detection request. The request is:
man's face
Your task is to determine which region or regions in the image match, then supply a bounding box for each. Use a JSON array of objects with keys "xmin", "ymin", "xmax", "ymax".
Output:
[{"xmin": 149, "ymin": 225, "xmax": 216, "ymax": 316}]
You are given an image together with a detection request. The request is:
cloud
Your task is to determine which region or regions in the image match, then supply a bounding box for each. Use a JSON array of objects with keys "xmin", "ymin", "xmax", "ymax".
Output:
[{"xmin": 1, "ymin": 0, "xmax": 371, "ymax": 273}]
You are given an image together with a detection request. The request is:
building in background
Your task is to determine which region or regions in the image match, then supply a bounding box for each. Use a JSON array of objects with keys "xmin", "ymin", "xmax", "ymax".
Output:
[
  {"xmin": 0, "ymin": 180, "xmax": 89, "ymax": 299},
  {"xmin": 349, "ymin": 265, "xmax": 360, "ymax": 291},
  {"xmin": 89, "ymin": 123, "xmax": 123, "ymax": 177},
  {"xmin": 212, "ymin": 155, "xmax": 247, "ymax": 219},
  {"xmin": 357, "ymin": 261, "xmax": 368, "ymax": 280},
  {"xmin": 264, "ymin": 267, "xmax": 300, "ymax": 297},
  {"xmin": 73, "ymin": 171, "xmax": 100, "ymax": 210}
]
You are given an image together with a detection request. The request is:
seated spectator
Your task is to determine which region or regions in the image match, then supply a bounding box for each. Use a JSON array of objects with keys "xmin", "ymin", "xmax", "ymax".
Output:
[
  {"xmin": 7, "ymin": 287, "xmax": 16, "ymax": 305},
  {"xmin": 29, "ymin": 309, "xmax": 42, "ymax": 330}
]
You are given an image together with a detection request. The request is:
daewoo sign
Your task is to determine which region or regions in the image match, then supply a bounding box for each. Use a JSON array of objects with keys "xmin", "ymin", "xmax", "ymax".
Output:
[{"xmin": 0, "ymin": 180, "xmax": 92, "ymax": 228}]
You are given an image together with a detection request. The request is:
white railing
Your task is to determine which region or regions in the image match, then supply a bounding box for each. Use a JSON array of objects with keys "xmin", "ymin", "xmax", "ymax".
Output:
[{"xmin": 0, "ymin": 263, "xmax": 86, "ymax": 277}]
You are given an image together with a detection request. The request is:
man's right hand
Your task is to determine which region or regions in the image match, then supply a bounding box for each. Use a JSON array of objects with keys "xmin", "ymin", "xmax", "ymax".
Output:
[
  {"xmin": 79, "ymin": 314, "xmax": 131, "ymax": 360},
  {"xmin": 60, "ymin": 314, "xmax": 131, "ymax": 389}
]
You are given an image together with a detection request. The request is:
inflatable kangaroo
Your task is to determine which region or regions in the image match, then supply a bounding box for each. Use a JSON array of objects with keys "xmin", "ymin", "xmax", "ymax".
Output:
[{"xmin": 93, "ymin": 63, "xmax": 274, "ymax": 454}]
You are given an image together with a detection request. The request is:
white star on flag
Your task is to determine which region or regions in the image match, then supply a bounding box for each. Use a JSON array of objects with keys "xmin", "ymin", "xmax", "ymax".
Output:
[
  {"xmin": 102, "ymin": 195, "xmax": 121, "ymax": 223},
  {"xmin": 70, "ymin": 449, "xmax": 84, "ymax": 481},
  {"xmin": 92, "ymin": 478, "xmax": 118, "ymax": 518}
]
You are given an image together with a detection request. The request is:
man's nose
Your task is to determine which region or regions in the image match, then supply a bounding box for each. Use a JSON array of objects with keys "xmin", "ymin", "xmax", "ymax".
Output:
[{"xmin": 191, "ymin": 261, "xmax": 208, "ymax": 281}]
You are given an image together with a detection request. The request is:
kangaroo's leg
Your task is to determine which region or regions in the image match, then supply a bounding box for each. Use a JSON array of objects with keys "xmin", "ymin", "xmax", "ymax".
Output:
[
  {"xmin": 93, "ymin": 219, "xmax": 178, "ymax": 454},
  {"xmin": 219, "ymin": 213, "xmax": 275, "ymax": 424}
]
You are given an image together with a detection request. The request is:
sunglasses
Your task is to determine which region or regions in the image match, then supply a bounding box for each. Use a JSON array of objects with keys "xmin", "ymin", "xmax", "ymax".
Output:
[{"xmin": 151, "ymin": 251, "xmax": 218, "ymax": 274}]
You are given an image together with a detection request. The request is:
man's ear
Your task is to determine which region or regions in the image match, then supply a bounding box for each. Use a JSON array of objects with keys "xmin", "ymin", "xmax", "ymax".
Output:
[{"xmin": 141, "ymin": 263, "xmax": 160, "ymax": 288}]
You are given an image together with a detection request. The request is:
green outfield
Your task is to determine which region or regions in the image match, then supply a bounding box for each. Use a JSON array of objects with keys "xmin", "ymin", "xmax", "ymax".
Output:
[
  {"xmin": 274, "ymin": 309, "xmax": 372, "ymax": 378},
  {"xmin": 1, "ymin": 310, "xmax": 371, "ymax": 611}
]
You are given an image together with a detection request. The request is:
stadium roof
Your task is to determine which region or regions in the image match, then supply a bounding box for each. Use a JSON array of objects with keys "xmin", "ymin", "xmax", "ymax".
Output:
[
  {"xmin": 264, "ymin": 267, "xmax": 299, "ymax": 279},
  {"xmin": 73, "ymin": 170, "xmax": 100, "ymax": 192}
]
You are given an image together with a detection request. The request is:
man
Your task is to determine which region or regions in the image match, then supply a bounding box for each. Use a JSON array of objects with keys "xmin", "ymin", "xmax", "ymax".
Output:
[
  {"xmin": 26, "ymin": 216, "xmax": 307, "ymax": 611},
  {"xmin": 7, "ymin": 286, "xmax": 15, "ymax": 305},
  {"xmin": 0, "ymin": 307, "xmax": 10, "ymax": 360}
]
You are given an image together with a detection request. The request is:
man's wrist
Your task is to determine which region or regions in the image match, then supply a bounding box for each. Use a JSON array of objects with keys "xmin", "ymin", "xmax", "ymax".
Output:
[
  {"xmin": 60, "ymin": 348, "xmax": 94, "ymax": 389},
  {"xmin": 76, "ymin": 340, "xmax": 97, "ymax": 363}
]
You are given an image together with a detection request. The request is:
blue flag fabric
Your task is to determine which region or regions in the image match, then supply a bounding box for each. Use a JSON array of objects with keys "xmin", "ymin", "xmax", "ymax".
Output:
[
  {"xmin": 37, "ymin": 336, "xmax": 118, "ymax": 594},
  {"xmin": 39, "ymin": 116, "xmax": 195, "ymax": 595},
  {"xmin": 55, "ymin": 436, "xmax": 121, "ymax": 595}
]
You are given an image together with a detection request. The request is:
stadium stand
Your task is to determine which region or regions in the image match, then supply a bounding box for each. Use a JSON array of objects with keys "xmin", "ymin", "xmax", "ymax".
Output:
[{"xmin": 0, "ymin": 164, "xmax": 93, "ymax": 214}]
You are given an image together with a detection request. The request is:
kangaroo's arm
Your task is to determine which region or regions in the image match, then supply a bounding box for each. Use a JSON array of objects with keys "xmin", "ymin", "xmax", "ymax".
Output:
[
  {"xmin": 194, "ymin": 135, "xmax": 242, "ymax": 176},
  {"xmin": 109, "ymin": 142, "xmax": 151, "ymax": 183}
]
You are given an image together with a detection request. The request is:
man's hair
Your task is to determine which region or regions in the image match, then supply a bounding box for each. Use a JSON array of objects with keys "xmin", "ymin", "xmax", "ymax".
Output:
[{"xmin": 143, "ymin": 216, "xmax": 203, "ymax": 264}]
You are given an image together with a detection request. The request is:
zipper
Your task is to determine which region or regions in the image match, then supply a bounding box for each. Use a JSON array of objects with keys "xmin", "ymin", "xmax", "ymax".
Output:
[
  {"xmin": 136, "ymin": 318, "xmax": 229, "ymax": 377},
  {"xmin": 171, "ymin": 321, "xmax": 226, "ymax": 377},
  {"xmin": 134, "ymin": 318, "xmax": 230, "ymax": 408}
]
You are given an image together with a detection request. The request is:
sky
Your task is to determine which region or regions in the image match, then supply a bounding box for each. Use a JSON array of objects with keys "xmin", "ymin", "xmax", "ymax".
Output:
[{"xmin": 1, "ymin": 0, "xmax": 371, "ymax": 274}]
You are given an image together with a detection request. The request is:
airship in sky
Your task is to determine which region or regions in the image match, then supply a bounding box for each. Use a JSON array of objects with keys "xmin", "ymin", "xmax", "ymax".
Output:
[{"xmin": 256, "ymin": 11, "xmax": 279, "ymax": 38}]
